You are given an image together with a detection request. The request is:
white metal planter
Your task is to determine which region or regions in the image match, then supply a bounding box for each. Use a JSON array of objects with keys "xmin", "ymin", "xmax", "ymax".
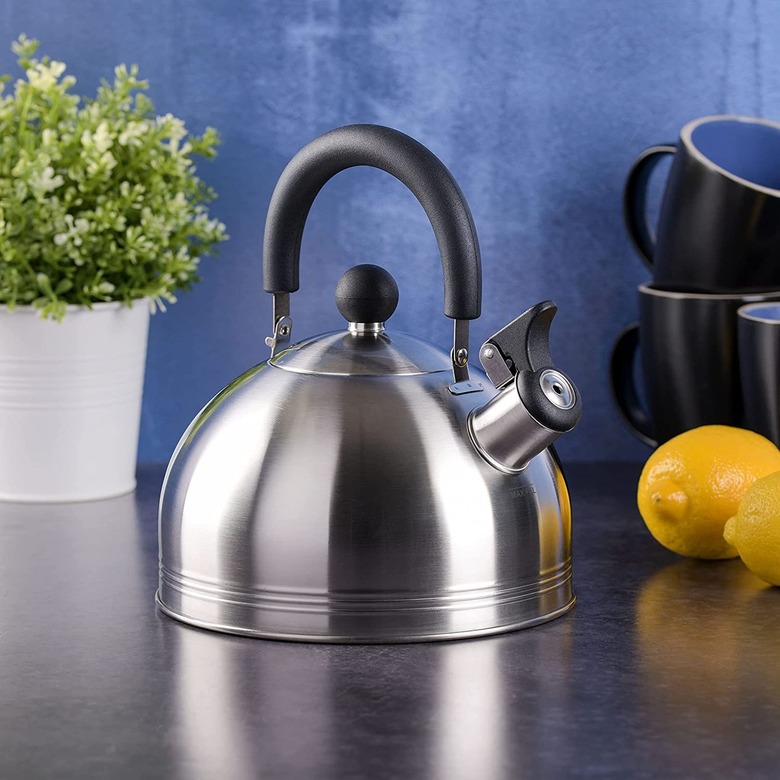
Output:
[{"xmin": 0, "ymin": 301, "xmax": 150, "ymax": 502}]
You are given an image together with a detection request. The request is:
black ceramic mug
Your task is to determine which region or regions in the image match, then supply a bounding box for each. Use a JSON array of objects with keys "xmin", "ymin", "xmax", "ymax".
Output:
[
  {"xmin": 610, "ymin": 285, "xmax": 780, "ymax": 447},
  {"xmin": 624, "ymin": 115, "xmax": 780, "ymax": 293},
  {"xmin": 737, "ymin": 302, "xmax": 780, "ymax": 446}
]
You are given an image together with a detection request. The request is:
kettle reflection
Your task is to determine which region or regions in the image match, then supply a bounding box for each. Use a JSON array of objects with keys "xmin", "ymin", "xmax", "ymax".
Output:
[{"xmin": 169, "ymin": 624, "xmax": 576, "ymax": 779}]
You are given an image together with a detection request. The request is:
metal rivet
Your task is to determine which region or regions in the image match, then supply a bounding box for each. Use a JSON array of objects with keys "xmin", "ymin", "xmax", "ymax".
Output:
[
  {"xmin": 455, "ymin": 348, "xmax": 468, "ymax": 366},
  {"xmin": 483, "ymin": 347, "xmax": 495, "ymax": 360},
  {"xmin": 280, "ymin": 325, "xmax": 290, "ymax": 336}
]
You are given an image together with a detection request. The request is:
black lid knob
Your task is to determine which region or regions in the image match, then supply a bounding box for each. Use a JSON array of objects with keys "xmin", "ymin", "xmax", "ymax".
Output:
[{"xmin": 335, "ymin": 264, "xmax": 399, "ymax": 323}]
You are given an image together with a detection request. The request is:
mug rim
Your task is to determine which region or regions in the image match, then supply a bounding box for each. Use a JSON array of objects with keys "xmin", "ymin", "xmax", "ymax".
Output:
[
  {"xmin": 681, "ymin": 114, "xmax": 780, "ymax": 196},
  {"xmin": 737, "ymin": 301, "xmax": 780, "ymax": 323},
  {"xmin": 638, "ymin": 283, "xmax": 780, "ymax": 301}
]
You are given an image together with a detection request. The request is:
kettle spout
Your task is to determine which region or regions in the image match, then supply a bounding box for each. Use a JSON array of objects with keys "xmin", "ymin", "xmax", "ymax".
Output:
[{"xmin": 468, "ymin": 302, "xmax": 582, "ymax": 472}]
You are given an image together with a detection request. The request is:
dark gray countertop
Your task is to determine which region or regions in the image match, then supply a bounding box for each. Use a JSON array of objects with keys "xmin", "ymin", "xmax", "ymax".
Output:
[{"xmin": 2, "ymin": 462, "xmax": 778, "ymax": 779}]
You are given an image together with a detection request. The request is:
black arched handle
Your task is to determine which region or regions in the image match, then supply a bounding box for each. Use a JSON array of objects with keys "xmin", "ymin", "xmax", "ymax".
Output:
[
  {"xmin": 622, "ymin": 143, "xmax": 676, "ymax": 268},
  {"xmin": 263, "ymin": 124, "xmax": 482, "ymax": 320},
  {"xmin": 609, "ymin": 323, "xmax": 657, "ymax": 448}
]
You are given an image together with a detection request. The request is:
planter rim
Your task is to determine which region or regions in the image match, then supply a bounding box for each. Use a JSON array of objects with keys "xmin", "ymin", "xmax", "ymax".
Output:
[{"xmin": 0, "ymin": 299, "xmax": 150, "ymax": 315}]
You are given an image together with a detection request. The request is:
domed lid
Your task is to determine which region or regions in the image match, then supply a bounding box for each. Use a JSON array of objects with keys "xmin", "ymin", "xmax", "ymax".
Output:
[
  {"xmin": 271, "ymin": 264, "xmax": 451, "ymax": 376},
  {"xmin": 270, "ymin": 329, "xmax": 452, "ymax": 376}
]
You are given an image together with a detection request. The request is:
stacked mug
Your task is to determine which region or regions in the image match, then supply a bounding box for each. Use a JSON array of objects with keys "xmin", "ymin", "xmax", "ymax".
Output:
[{"xmin": 611, "ymin": 115, "xmax": 780, "ymax": 447}]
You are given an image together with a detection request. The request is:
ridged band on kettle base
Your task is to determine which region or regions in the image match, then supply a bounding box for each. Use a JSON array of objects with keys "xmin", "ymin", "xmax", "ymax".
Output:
[{"xmin": 156, "ymin": 563, "xmax": 574, "ymax": 643}]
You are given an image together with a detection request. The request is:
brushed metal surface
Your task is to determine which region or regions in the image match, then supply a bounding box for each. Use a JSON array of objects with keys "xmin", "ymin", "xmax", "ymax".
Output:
[
  {"xmin": 158, "ymin": 330, "xmax": 574, "ymax": 641},
  {"xmin": 468, "ymin": 379, "xmax": 560, "ymax": 473}
]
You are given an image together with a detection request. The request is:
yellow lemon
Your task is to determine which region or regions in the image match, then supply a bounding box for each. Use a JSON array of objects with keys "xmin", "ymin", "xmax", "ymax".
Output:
[
  {"xmin": 637, "ymin": 426, "xmax": 780, "ymax": 559},
  {"xmin": 724, "ymin": 470, "xmax": 780, "ymax": 586}
]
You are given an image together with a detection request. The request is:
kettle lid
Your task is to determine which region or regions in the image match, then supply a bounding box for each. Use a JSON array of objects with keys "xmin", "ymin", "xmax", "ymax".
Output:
[
  {"xmin": 270, "ymin": 330, "xmax": 452, "ymax": 376},
  {"xmin": 271, "ymin": 264, "xmax": 452, "ymax": 376}
]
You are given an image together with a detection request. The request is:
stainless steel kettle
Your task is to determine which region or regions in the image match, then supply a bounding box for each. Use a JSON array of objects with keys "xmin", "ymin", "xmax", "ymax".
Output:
[{"xmin": 157, "ymin": 124, "xmax": 582, "ymax": 642}]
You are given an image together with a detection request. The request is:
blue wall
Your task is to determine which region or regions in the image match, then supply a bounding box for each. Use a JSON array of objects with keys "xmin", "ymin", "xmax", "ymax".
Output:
[{"xmin": 2, "ymin": 0, "xmax": 778, "ymax": 463}]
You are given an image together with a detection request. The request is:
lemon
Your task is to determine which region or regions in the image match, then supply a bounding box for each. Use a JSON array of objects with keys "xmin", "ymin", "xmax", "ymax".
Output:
[
  {"xmin": 637, "ymin": 425, "xmax": 780, "ymax": 559},
  {"xmin": 724, "ymin": 470, "xmax": 780, "ymax": 585}
]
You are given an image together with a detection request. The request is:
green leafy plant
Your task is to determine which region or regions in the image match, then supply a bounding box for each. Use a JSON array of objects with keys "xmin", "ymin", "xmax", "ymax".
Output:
[{"xmin": 0, "ymin": 35, "xmax": 228, "ymax": 319}]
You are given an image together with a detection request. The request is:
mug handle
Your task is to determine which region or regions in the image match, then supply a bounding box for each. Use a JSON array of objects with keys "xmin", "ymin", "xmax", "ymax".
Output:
[
  {"xmin": 622, "ymin": 143, "xmax": 676, "ymax": 268},
  {"xmin": 609, "ymin": 323, "xmax": 657, "ymax": 447}
]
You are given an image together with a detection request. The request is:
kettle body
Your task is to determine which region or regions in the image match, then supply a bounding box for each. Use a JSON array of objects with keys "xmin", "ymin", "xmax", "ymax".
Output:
[
  {"xmin": 158, "ymin": 331, "xmax": 574, "ymax": 642},
  {"xmin": 157, "ymin": 125, "xmax": 582, "ymax": 642}
]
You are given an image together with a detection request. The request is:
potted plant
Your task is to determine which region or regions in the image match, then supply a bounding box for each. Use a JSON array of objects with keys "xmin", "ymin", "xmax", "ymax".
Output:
[{"xmin": 0, "ymin": 35, "xmax": 227, "ymax": 501}]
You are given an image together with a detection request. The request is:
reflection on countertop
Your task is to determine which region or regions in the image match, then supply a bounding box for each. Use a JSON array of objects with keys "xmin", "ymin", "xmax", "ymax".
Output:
[{"xmin": 169, "ymin": 612, "xmax": 577, "ymax": 780}]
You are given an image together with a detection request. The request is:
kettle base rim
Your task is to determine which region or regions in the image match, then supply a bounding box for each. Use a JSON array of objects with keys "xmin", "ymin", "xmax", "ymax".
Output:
[{"xmin": 155, "ymin": 572, "xmax": 575, "ymax": 644}]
